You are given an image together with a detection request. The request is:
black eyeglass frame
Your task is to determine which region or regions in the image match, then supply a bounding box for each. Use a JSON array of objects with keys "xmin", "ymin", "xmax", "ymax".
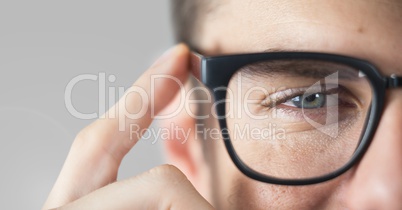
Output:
[{"xmin": 190, "ymin": 51, "xmax": 402, "ymax": 185}]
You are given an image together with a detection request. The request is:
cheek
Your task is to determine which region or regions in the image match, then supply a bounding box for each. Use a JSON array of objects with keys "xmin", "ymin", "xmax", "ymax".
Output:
[
  {"xmin": 212, "ymin": 131, "xmax": 350, "ymax": 209},
  {"xmin": 221, "ymin": 169, "xmax": 349, "ymax": 209},
  {"xmin": 229, "ymin": 176, "xmax": 346, "ymax": 209}
]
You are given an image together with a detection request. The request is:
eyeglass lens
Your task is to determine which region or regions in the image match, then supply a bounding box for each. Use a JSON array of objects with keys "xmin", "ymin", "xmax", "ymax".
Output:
[{"xmin": 225, "ymin": 59, "xmax": 373, "ymax": 179}]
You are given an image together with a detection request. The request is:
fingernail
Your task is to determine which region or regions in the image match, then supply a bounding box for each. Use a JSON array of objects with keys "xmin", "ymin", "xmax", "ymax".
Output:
[{"xmin": 151, "ymin": 45, "xmax": 177, "ymax": 68}]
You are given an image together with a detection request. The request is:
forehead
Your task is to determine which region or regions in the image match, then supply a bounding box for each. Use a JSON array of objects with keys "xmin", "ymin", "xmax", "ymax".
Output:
[{"xmin": 199, "ymin": 0, "xmax": 402, "ymax": 73}]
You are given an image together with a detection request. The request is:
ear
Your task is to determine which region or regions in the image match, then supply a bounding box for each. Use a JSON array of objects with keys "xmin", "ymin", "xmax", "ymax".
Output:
[{"xmin": 156, "ymin": 80, "xmax": 210, "ymax": 197}]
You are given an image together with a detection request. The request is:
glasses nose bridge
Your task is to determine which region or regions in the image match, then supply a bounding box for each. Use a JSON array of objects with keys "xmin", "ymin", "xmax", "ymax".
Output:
[{"xmin": 385, "ymin": 75, "xmax": 402, "ymax": 89}]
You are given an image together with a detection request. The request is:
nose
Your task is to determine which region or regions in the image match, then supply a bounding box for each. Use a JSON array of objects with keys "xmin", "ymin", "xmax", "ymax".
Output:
[{"xmin": 345, "ymin": 90, "xmax": 402, "ymax": 209}]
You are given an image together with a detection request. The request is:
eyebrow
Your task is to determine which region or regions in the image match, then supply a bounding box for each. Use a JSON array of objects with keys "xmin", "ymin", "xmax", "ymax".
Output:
[
  {"xmin": 259, "ymin": 48, "xmax": 361, "ymax": 79},
  {"xmin": 240, "ymin": 60, "xmax": 360, "ymax": 80},
  {"xmin": 263, "ymin": 48, "xmax": 303, "ymax": 53}
]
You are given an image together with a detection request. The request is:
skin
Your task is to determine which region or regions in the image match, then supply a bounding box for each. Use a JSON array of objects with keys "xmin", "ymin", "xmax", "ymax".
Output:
[
  {"xmin": 43, "ymin": 44, "xmax": 213, "ymax": 210},
  {"xmin": 44, "ymin": 0, "xmax": 402, "ymax": 209},
  {"xmin": 190, "ymin": 0, "xmax": 402, "ymax": 209}
]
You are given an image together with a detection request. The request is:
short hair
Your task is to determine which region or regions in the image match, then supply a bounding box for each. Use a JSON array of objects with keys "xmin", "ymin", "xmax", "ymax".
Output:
[{"xmin": 170, "ymin": 0, "xmax": 208, "ymax": 49}]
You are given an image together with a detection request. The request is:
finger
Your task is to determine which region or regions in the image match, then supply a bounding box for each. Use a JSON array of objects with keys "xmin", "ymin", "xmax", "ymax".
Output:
[
  {"xmin": 57, "ymin": 165, "xmax": 214, "ymax": 210},
  {"xmin": 43, "ymin": 44, "xmax": 191, "ymax": 210}
]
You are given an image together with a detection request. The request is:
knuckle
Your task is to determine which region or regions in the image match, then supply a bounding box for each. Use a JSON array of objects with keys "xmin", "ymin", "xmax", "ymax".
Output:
[
  {"xmin": 73, "ymin": 127, "xmax": 91, "ymax": 147},
  {"xmin": 117, "ymin": 165, "xmax": 196, "ymax": 209},
  {"xmin": 74, "ymin": 127, "xmax": 88, "ymax": 143},
  {"xmin": 72, "ymin": 124, "xmax": 102, "ymax": 150},
  {"xmin": 148, "ymin": 164, "xmax": 187, "ymax": 182},
  {"xmin": 133, "ymin": 165, "xmax": 189, "ymax": 190}
]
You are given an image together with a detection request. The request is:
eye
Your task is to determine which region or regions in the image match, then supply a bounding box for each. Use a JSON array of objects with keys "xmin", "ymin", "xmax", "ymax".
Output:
[{"xmin": 283, "ymin": 93, "xmax": 327, "ymax": 109}]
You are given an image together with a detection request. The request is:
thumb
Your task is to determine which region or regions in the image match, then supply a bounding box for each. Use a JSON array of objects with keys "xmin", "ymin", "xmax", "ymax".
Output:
[{"xmin": 55, "ymin": 165, "xmax": 214, "ymax": 210}]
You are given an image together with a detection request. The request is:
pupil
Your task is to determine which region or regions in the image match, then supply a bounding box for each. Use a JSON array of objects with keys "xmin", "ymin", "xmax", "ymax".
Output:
[
  {"xmin": 305, "ymin": 94, "xmax": 318, "ymax": 102},
  {"xmin": 290, "ymin": 93, "xmax": 326, "ymax": 109}
]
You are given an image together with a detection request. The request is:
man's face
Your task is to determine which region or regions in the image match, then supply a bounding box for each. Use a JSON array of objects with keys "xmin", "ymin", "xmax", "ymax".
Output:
[{"xmin": 196, "ymin": 0, "xmax": 402, "ymax": 209}]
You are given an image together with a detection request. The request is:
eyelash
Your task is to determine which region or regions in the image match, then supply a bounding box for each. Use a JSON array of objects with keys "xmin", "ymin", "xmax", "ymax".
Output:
[{"xmin": 261, "ymin": 85, "xmax": 354, "ymax": 109}]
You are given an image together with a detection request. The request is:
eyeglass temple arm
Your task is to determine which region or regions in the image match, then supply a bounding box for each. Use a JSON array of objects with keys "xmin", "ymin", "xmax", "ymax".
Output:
[{"xmin": 386, "ymin": 74, "xmax": 402, "ymax": 88}]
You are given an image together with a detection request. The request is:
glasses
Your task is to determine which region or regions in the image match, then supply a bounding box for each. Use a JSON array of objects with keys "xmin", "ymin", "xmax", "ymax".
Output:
[{"xmin": 190, "ymin": 51, "xmax": 402, "ymax": 185}]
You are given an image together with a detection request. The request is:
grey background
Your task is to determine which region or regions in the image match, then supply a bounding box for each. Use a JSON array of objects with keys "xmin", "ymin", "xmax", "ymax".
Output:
[{"xmin": 0, "ymin": 1, "xmax": 172, "ymax": 209}]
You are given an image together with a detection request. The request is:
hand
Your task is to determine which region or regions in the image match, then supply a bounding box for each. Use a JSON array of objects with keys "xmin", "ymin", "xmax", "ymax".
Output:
[{"xmin": 43, "ymin": 44, "xmax": 214, "ymax": 210}]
